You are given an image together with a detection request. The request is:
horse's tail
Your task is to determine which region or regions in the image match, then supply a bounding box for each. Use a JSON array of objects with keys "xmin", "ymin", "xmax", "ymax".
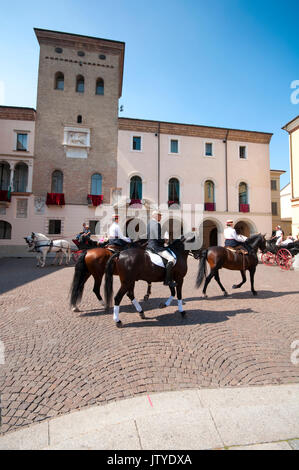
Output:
[
  {"xmin": 195, "ymin": 249, "xmax": 208, "ymax": 289},
  {"xmin": 104, "ymin": 252, "xmax": 119, "ymax": 308},
  {"xmin": 70, "ymin": 251, "xmax": 88, "ymax": 308}
]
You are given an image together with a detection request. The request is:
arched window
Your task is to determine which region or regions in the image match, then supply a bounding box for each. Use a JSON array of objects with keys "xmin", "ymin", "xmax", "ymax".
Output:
[
  {"xmin": 239, "ymin": 182, "xmax": 248, "ymax": 204},
  {"xmin": 239, "ymin": 182, "xmax": 249, "ymax": 212},
  {"xmin": 77, "ymin": 115, "xmax": 82, "ymax": 124},
  {"xmin": 55, "ymin": 72, "xmax": 64, "ymax": 90},
  {"xmin": 168, "ymin": 178, "xmax": 180, "ymax": 205},
  {"xmin": 0, "ymin": 162, "xmax": 10, "ymax": 190},
  {"xmin": 51, "ymin": 170, "xmax": 63, "ymax": 193},
  {"xmin": 91, "ymin": 173, "xmax": 102, "ymax": 195},
  {"xmin": 0, "ymin": 221, "xmax": 11, "ymax": 239},
  {"xmin": 96, "ymin": 78, "xmax": 104, "ymax": 95},
  {"xmin": 13, "ymin": 163, "xmax": 28, "ymax": 192},
  {"xmin": 76, "ymin": 75, "xmax": 84, "ymax": 93},
  {"xmin": 204, "ymin": 180, "xmax": 215, "ymax": 211},
  {"xmin": 130, "ymin": 176, "xmax": 142, "ymax": 201}
]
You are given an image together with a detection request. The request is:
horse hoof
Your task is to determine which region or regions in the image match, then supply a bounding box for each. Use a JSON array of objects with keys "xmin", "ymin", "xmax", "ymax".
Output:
[
  {"xmin": 144, "ymin": 295, "xmax": 149, "ymax": 302},
  {"xmin": 232, "ymin": 285, "xmax": 238, "ymax": 289},
  {"xmin": 139, "ymin": 311, "xmax": 146, "ymax": 319},
  {"xmin": 72, "ymin": 306, "xmax": 80, "ymax": 313},
  {"xmin": 252, "ymin": 291, "xmax": 258, "ymax": 296},
  {"xmin": 202, "ymin": 294, "xmax": 208, "ymax": 299},
  {"xmin": 180, "ymin": 311, "xmax": 186, "ymax": 317},
  {"xmin": 159, "ymin": 303, "xmax": 166, "ymax": 309},
  {"xmin": 116, "ymin": 321, "xmax": 123, "ymax": 328},
  {"xmin": 224, "ymin": 291, "xmax": 228, "ymax": 297}
]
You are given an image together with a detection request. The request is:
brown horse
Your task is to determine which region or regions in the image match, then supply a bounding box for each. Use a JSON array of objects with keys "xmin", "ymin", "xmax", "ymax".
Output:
[
  {"xmin": 70, "ymin": 242, "xmax": 151, "ymax": 312},
  {"xmin": 195, "ymin": 233, "xmax": 266, "ymax": 297},
  {"xmin": 104, "ymin": 237, "xmax": 200, "ymax": 327}
]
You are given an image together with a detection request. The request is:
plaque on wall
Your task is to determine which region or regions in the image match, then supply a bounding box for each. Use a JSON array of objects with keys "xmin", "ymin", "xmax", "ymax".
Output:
[
  {"xmin": 34, "ymin": 196, "xmax": 46, "ymax": 214},
  {"xmin": 63, "ymin": 126, "xmax": 91, "ymax": 159},
  {"xmin": 16, "ymin": 199, "xmax": 28, "ymax": 218},
  {"xmin": 111, "ymin": 188, "xmax": 122, "ymax": 205}
]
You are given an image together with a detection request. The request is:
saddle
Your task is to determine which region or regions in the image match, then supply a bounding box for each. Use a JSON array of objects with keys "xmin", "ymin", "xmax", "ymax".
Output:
[
  {"xmin": 226, "ymin": 246, "xmax": 248, "ymax": 255},
  {"xmin": 106, "ymin": 240, "xmax": 148, "ymax": 254}
]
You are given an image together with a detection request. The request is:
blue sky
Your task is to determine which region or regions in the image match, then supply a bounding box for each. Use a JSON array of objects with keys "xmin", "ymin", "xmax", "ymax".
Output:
[{"xmin": 1, "ymin": 0, "xmax": 298, "ymax": 188}]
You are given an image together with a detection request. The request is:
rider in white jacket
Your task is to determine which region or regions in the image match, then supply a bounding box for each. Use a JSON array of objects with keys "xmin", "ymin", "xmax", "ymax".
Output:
[
  {"xmin": 224, "ymin": 220, "xmax": 248, "ymax": 248},
  {"xmin": 108, "ymin": 215, "xmax": 131, "ymax": 247}
]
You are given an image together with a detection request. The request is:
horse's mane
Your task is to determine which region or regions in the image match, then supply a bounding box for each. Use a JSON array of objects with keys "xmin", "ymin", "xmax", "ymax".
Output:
[
  {"xmin": 247, "ymin": 233, "xmax": 261, "ymax": 244},
  {"xmin": 168, "ymin": 238, "xmax": 186, "ymax": 253},
  {"xmin": 33, "ymin": 232, "xmax": 49, "ymax": 241}
]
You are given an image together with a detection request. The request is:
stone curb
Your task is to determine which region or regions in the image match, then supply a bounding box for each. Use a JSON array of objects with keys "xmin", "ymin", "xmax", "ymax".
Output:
[{"xmin": 0, "ymin": 384, "xmax": 298, "ymax": 450}]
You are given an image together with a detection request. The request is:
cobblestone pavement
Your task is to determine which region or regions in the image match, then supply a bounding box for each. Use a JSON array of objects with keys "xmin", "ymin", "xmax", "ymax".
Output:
[{"xmin": 0, "ymin": 257, "xmax": 299, "ymax": 434}]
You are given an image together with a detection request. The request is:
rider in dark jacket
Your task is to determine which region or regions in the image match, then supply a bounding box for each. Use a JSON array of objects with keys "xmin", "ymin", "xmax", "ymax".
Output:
[{"xmin": 147, "ymin": 211, "xmax": 176, "ymax": 287}]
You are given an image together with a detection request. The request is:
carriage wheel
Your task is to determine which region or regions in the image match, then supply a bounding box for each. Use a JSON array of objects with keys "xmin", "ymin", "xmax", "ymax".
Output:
[
  {"xmin": 276, "ymin": 248, "xmax": 293, "ymax": 271},
  {"xmin": 261, "ymin": 251, "xmax": 276, "ymax": 266}
]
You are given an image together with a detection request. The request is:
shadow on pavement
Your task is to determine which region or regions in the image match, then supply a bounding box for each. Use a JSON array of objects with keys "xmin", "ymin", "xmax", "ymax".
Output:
[
  {"xmin": 0, "ymin": 258, "xmax": 73, "ymax": 295},
  {"xmin": 123, "ymin": 307, "xmax": 255, "ymax": 328}
]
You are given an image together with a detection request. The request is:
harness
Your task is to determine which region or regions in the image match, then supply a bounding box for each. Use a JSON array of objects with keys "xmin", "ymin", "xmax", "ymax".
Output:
[{"xmin": 34, "ymin": 240, "xmax": 53, "ymax": 253}]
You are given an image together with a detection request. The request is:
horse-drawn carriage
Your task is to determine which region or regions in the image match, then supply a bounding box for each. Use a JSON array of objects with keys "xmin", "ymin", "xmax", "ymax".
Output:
[{"xmin": 262, "ymin": 238, "xmax": 299, "ymax": 271}]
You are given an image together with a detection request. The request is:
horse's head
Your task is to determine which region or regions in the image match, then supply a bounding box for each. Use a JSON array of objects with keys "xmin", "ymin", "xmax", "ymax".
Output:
[
  {"xmin": 24, "ymin": 234, "xmax": 35, "ymax": 249},
  {"xmin": 260, "ymin": 233, "xmax": 267, "ymax": 253}
]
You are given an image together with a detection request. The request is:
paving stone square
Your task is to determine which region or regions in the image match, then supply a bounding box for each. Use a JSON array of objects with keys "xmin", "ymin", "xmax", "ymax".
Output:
[{"xmin": 0, "ymin": 257, "xmax": 299, "ymax": 435}]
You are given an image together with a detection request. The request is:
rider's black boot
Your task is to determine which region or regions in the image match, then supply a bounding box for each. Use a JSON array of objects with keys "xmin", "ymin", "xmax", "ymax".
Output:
[{"xmin": 164, "ymin": 262, "xmax": 177, "ymax": 288}]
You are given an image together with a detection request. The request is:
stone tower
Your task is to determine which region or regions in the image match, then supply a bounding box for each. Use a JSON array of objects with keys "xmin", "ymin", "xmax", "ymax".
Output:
[{"xmin": 33, "ymin": 28, "xmax": 125, "ymax": 206}]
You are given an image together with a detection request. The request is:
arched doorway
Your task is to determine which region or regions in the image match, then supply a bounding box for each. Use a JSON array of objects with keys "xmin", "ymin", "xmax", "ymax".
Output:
[
  {"xmin": 234, "ymin": 220, "xmax": 254, "ymax": 237},
  {"xmin": 200, "ymin": 219, "xmax": 220, "ymax": 249},
  {"xmin": 126, "ymin": 217, "xmax": 146, "ymax": 241},
  {"xmin": 162, "ymin": 218, "xmax": 183, "ymax": 242}
]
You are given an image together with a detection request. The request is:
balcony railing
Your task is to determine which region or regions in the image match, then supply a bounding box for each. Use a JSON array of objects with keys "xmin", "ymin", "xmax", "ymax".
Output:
[
  {"xmin": 0, "ymin": 190, "xmax": 11, "ymax": 203},
  {"xmin": 204, "ymin": 202, "xmax": 216, "ymax": 211},
  {"xmin": 46, "ymin": 193, "xmax": 65, "ymax": 206},
  {"xmin": 87, "ymin": 194, "xmax": 103, "ymax": 207},
  {"xmin": 239, "ymin": 203, "xmax": 250, "ymax": 213}
]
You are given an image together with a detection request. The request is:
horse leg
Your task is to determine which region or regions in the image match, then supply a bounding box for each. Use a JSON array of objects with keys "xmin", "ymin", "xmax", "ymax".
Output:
[
  {"xmin": 202, "ymin": 268, "xmax": 216, "ymax": 298},
  {"xmin": 93, "ymin": 276, "xmax": 105, "ymax": 307},
  {"xmin": 232, "ymin": 270, "xmax": 246, "ymax": 289},
  {"xmin": 127, "ymin": 284, "xmax": 146, "ymax": 319},
  {"xmin": 41, "ymin": 249, "xmax": 46, "ymax": 267},
  {"xmin": 159, "ymin": 285, "xmax": 176, "ymax": 309},
  {"xmin": 176, "ymin": 279, "xmax": 186, "ymax": 316},
  {"xmin": 144, "ymin": 282, "xmax": 152, "ymax": 301},
  {"xmin": 249, "ymin": 266, "xmax": 257, "ymax": 296},
  {"xmin": 214, "ymin": 270, "xmax": 228, "ymax": 296},
  {"xmin": 113, "ymin": 284, "xmax": 129, "ymax": 328}
]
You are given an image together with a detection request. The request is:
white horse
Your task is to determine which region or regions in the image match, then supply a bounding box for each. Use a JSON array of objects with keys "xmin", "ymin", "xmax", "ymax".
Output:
[{"xmin": 24, "ymin": 232, "xmax": 71, "ymax": 267}]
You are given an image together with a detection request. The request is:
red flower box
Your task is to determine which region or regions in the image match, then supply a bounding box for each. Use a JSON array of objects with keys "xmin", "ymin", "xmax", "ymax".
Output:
[
  {"xmin": 87, "ymin": 194, "xmax": 103, "ymax": 207},
  {"xmin": 204, "ymin": 202, "xmax": 216, "ymax": 211},
  {"xmin": 46, "ymin": 193, "xmax": 65, "ymax": 206},
  {"xmin": 168, "ymin": 200, "xmax": 180, "ymax": 207},
  {"xmin": 239, "ymin": 203, "xmax": 250, "ymax": 213},
  {"xmin": 129, "ymin": 199, "xmax": 142, "ymax": 206},
  {"xmin": 0, "ymin": 190, "xmax": 11, "ymax": 202}
]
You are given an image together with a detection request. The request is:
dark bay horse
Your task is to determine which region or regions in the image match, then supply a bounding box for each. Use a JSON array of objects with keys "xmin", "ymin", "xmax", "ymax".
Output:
[
  {"xmin": 104, "ymin": 237, "xmax": 200, "ymax": 328},
  {"xmin": 70, "ymin": 241, "xmax": 151, "ymax": 312},
  {"xmin": 195, "ymin": 233, "xmax": 266, "ymax": 298}
]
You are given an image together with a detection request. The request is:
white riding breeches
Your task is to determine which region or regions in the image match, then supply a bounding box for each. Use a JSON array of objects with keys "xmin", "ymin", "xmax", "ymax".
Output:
[{"xmin": 159, "ymin": 250, "xmax": 176, "ymax": 264}]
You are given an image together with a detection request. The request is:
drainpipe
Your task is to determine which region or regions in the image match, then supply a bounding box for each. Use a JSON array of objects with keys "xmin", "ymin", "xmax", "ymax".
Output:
[
  {"xmin": 224, "ymin": 130, "xmax": 229, "ymax": 212},
  {"xmin": 157, "ymin": 122, "xmax": 161, "ymax": 208}
]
